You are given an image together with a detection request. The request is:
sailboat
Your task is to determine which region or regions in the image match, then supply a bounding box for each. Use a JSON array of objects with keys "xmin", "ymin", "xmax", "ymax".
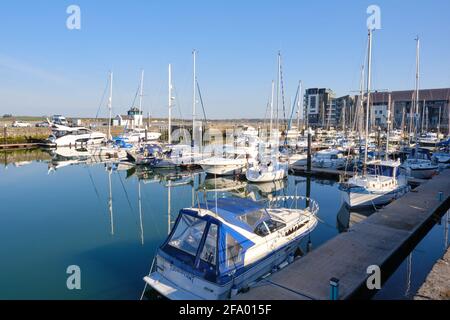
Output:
[
  {"xmin": 89, "ymin": 72, "xmax": 127, "ymax": 159},
  {"xmin": 340, "ymin": 29, "xmax": 409, "ymax": 209},
  {"xmin": 399, "ymin": 37, "xmax": 438, "ymax": 179},
  {"xmin": 152, "ymin": 63, "xmax": 203, "ymax": 169},
  {"xmin": 246, "ymin": 52, "xmax": 288, "ymax": 183},
  {"xmin": 114, "ymin": 70, "xmax": 162, "ymax": 145}
]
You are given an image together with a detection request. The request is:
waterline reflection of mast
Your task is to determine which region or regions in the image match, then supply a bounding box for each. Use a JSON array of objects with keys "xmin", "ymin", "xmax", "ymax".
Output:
[
  {"xmin": 108, "ymin": 168, "xmax": 114, "ymax": 235},
  {"xmin": 138, "ymin": 179, "xmax": 144, "ymax": 245},
  {"xmin": 405, "ymin": 252, "xmax": 412, "ymax": 297},
  {"xmin": 168, "ymin": 180, "xmax": 172, "ymax": 235}
]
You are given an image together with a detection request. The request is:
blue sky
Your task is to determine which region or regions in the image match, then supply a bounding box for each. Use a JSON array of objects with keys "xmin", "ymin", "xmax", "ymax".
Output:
[{"xmin": 0, "ymin": 0, "xmax": 449, "ymax": 119}]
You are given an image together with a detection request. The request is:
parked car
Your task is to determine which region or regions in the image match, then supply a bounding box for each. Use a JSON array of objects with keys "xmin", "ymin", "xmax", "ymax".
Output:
[
  {"xmin": 12, "ymin": 121, "xmax": 32, "ymax": 128},
  {"xmin": 35, "ymin": 122, "xmax": 50, "ymax": 128}
]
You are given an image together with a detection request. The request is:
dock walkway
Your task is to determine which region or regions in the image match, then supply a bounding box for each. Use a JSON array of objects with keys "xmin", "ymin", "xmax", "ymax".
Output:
[
  {"xmin": 236, "ymin": 170, "xmax": 450, "ymax": 300},
  {"xmin": 0, "ymin": 143, "xmax": 40, "ymax": 150}
]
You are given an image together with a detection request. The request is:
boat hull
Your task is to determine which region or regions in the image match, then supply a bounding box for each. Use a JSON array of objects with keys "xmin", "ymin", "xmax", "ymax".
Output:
[
  {"xmin": 342, "ymin": 185, "xmax": 409, "ymax": 209},
  {"xmin": 400, "ymin": 166, "xmax": 438, "ymax": 180},
  {"xmin": 200, "ymin": 163, "xmax": 245, "ymax": 176},
  {"xmin": 246, "ymin": 167, "xmax": 287, "ymax": 183}
]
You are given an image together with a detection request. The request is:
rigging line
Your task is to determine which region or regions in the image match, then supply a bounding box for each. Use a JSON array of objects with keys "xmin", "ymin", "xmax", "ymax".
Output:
[
  {"xmin": 94, "ymin": 76, "xmax": 110, "ymax": 120},
  {"xmin": 172, "ymin": 85, "xmax": 190, "ymax": 142},
  {"xmin": 116, "ymin": 170, "xmax": 136, "ymax": 217},
  {"xmin": 196, "ymin": 80, "xmax": 208, "ymax": 124},
  {"xmin": 87, "ymin": 166, "xmax": 102, "ymax": 203}
]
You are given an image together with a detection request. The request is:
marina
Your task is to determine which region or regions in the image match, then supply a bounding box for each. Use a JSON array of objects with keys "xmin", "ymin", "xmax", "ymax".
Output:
[
  {"xmin": 0, "ymin": 1, "xmax": 449, "ymax": 306},
  {"xmin": 0, "ymin": 147, "xmax": 449, "ymax": 300}
]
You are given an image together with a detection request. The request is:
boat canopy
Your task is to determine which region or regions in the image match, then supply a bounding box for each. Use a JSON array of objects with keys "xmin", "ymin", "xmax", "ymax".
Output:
[
  {"xmin": 159, "ymin": 198, "xmax": 279, "ymax": 284},
  {"xmin": 366, "ymin": 160, "xmax": 401, "ymax": 177}
]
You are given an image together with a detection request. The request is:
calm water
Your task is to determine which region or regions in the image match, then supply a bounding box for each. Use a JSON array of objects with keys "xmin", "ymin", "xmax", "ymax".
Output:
[{"xmin": 0, "ymin": 150, "xmax": 448, "ymax": 300}]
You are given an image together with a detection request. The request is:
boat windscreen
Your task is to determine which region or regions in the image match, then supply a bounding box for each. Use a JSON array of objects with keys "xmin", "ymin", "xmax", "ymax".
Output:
[
  {"xmin": 168, "ymin": 214, "xmax": 207, "ymax": 257},
  {"xmin": 237, "ymin": 209, "xmax": 270, "ymax": 229}
]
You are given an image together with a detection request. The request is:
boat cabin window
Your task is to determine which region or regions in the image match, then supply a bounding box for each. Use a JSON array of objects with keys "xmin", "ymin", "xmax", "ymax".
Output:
[
  {"xmin": 254, "ymin": 219, "xmax": 286, "ymax": 237},
  {"xmin": 76, "ymin": 129, "xmax": 90, "ymax": 135},
  {"xmin": 168, "ymin": 214, "xmax": 207, "ymax": 257},
  {"xmin": 55, "ymin": 131, "xmax": 68, "ymax": 138},
  {"xmin": 225, "ymin": 234, "xmax": 243, "ymax": 268},
  {"xmin": 200, "ymin": 223, "xmax": 218, "ymax": 266}
]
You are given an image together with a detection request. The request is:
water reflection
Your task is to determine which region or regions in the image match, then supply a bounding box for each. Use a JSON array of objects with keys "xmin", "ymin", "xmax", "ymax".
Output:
[{"xmin": 0, "ymin": 149, "xmax": 448, "ymax": 300}]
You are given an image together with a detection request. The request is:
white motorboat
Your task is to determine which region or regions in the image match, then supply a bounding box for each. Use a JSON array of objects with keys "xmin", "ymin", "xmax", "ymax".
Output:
[
  {"xmin": 400, "ymin": 148, "xmax": 438, "ymax": 179},
  {"xmin": 199, "ymin": 153, "xmax": 248, "ymax": 176},
  {"xmin": 246, "ymin": 158, "xmax": 288, "ymax": 183},
  {"xmin": 152, "ymin": 144, "xmax": 203, "ymax": 169},
  {"xmin": 340, "ymin": 160, "xmax": 409, "ymax": 209},
  {"xmin": 284, "ymin": 152, "xmax": 307, "ymax": 166},
  {"xmin": 88, "ymin": 144, "xmax": 128, "ymax": 160},
  {"xmin": 418, "ymin": 132, "xmax": 439, "ymax": 147},
  {"xmin": 400, "ymin": 158, "xmax": 438, "ymax": 179},
  {"xmin": 143, "ymin": 196, "xmax": 318, "ymax": 300},
  {"xmin": 312, "ymin": 149, "xmax": 346, "ymax": 169},
  {"xmin": 115, "ymin": 128, "xmax": 161, "ymax": 144},
  {"xmin": 45, "ymin": 123, "xmax": 106, "ymax": 148}
]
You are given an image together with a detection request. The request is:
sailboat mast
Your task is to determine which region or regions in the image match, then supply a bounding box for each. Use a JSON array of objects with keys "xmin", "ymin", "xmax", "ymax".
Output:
[
  {"xmin": 364, "ymin": 29, "xmax": 373, "ymax": 175},
  {"xmin": 168, "ymin": 64, "xmax": 172, "ymax": 144},
  {"xmin": 276, "ymin": 52, "xmax": 281, "ymax": 132},
  {"xmin": 139, "ymin": 69, "xmax": 145, "ymax": 129},
  {"xmin": 357, "ymin": 65, "xmax": 365, "ymax": 133},
  {"xmin": 108, "ymin": 71, "xmax": 113, "ymax": 141},
  {"xmin": 192, "ymin": 50, "xmax": 197, "ymax": 148},
  {"xmin": 297, "ymin": 80, "xmax": 302, "ymax": 131},
  {"xmin": 386, "ymin": 93, "xmax": 392, "ymax": 161},
  {"xmin": 270, "ymin": 80, "xmax": 275, "ymax": 136},
  {"xmin": 414, "ymin": 37, "xmax": 420, "ymax": 157}
]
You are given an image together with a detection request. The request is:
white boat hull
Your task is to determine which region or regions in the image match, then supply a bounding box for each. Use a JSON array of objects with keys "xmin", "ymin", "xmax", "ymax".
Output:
[
  {"xmin": 400, "ymin": 166, "xmax": 437, "ymax": 180},
  {"xmin": 49, "ymin": 133, "xmax": 106, "ymax": 147},
  {"xmin": 246, "ymin": 167, "xmax": 287, "ymax": 183},
  {"xmin": 200, "ymin": 163, "xmax": 245, "ymax": 176},
  {"xmin": 342, "ymin": 185, "xmax": 409, "ymax": 209}
]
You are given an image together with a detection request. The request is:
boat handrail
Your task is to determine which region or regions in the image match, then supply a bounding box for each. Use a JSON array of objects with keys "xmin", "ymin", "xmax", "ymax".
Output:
[{"xmin": 267, "ymin": 196, "xmax": 320, "ymax": 216}]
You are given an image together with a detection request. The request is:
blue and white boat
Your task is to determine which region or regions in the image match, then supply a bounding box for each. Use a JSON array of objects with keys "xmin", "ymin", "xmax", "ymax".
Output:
[{"xmin": 143, "ymin": 196, "xmax": 318, "ymax": 300}]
